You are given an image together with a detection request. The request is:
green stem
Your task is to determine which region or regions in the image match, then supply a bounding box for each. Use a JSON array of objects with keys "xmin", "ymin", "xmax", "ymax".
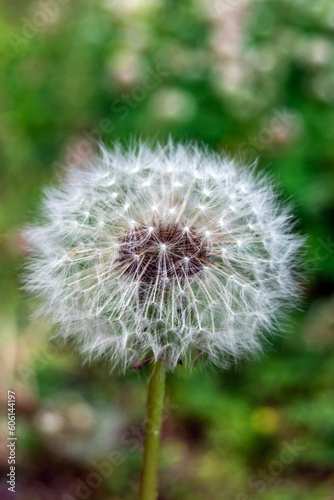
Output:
[{"xmin": 140, "ymin": 360, "xmax": 167, "ymax": 500}]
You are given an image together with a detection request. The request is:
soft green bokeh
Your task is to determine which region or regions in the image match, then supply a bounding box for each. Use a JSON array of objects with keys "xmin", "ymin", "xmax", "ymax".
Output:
[{"xmin": 0, "ymin": 1, "xmax": 333, "ymax": 498}]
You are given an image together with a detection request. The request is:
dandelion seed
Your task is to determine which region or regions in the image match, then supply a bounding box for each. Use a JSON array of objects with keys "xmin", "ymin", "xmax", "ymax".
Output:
[{"xmin": 23, "ymin": 141, "xmax": 304, "ymax": 371}]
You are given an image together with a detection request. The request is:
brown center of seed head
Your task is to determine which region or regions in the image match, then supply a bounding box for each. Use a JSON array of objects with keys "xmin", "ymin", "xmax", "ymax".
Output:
[{"xmin": 117, "ymin": 222, "xmax": 209, "ymax": 284}]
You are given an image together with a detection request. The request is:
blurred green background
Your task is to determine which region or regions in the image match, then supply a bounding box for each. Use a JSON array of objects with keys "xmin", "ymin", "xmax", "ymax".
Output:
[{"xmin": 1, "ymin": 0, "xmax": 334, "ymax": 499}]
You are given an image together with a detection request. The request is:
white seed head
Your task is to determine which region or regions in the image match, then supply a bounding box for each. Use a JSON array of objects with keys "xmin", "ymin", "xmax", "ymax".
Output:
[{"xmin": 23, "ymin": 142, "xmax": 304, "ymax": 372}]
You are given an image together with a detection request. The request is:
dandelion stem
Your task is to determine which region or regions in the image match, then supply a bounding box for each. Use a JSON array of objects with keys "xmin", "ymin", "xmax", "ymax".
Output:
[{"xmin": 140, "ymin": 359, "xmax": 167, "ymax": 500}]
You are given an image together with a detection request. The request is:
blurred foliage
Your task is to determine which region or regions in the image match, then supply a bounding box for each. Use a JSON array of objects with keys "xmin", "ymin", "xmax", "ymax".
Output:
[{"xmin": 0, "ymin": 0, "xmax": 334, "ymax": 499}]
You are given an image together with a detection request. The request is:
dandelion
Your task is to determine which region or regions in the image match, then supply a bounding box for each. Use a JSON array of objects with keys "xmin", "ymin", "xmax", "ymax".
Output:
[{"xmin": 23, "ymin": 141, "xmax": 303, "ymax": 499}]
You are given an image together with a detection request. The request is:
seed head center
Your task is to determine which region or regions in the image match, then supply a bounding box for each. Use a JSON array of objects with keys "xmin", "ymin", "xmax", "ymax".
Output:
[{"xmin": 117, "ymin": 222, "xmax": 209, "ymax": 283}]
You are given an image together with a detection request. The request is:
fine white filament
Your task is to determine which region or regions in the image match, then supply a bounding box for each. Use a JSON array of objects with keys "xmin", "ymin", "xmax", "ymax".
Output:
[{"xmin": 24, "ymin": 142, "xmax": 303, "ymax": 371}]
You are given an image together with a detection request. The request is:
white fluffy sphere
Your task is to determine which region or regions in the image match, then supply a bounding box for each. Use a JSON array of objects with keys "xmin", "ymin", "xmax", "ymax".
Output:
[{"xmin": 24, "ymin": 142, "xmax": 304, "ymax": 371}]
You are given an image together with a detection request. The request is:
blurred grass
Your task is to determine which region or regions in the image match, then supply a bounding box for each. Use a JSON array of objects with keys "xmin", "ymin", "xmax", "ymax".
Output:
[{"xmin": 0, "ymin": 0, "xmax": 334, "ymax": 499}]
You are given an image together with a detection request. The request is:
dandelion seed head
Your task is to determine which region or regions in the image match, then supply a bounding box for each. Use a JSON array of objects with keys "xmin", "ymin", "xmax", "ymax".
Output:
[{"xmin": 23, "ymin": 141, "xmax": 304, "ymax": 371}]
